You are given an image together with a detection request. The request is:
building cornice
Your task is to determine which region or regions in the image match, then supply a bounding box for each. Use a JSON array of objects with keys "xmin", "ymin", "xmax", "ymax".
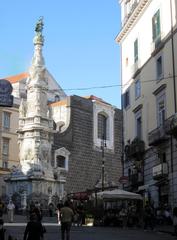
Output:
[
  {"xmin": 153, "ymin": 84, "xmax": 167, "ymax": 96},
  {"xmin": 116, "ymin": 0, "xmax": 150, "ymax": 43},
  {"xmin": 132, "ymin": 104, "xmax": 143, "ymax": 113}
]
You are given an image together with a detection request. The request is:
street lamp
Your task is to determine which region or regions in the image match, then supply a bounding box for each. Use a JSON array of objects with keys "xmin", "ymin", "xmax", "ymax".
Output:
[{"xmin": 101, "ymin": 134, "xmax": 106, "ymax": 191}]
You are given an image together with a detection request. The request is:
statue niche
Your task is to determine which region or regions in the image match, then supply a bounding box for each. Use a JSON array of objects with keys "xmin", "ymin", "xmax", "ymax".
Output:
[
  {"xmin": 39, "ymin": 142, "xmax": 51, "ymax": 164},
  {"xmin": 19, "ymin": 99, "xmax": 27, "ymax": 117}
]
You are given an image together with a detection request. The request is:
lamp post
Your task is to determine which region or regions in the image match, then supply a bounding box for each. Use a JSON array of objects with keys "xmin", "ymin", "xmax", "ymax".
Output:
[{"xmin": 101, "ymin": 134, "xmax": 106, "ymax": 191}]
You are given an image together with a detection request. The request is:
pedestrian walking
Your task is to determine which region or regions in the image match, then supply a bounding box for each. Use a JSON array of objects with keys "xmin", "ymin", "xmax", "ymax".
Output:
[
  {"xmin": 76, "ymin": 205, "xmax": 84, "ymax": 227},
  {"xmin": 23, "ymin": 212, "xmax": 44, "ymax": 240},
  {"xmin": 0, "ymin": 219, "xmax": 6, "ymax": 240},
  {"xmin": 32, "ymin": 201, "xmax": 42, "ymax": 222},
  {"xmin": 143, "ymin": 203, "xmax": 155, "ymax": 231},
  {"xmin": 56, "ymin": 202, "xmax": 63, "ymax": 225},
  {"xmin": 60, "ymin": 200, "xmax": 74, "ymax": 240},
  {"xmin": 0, "ymin": 199, "xmax": 5, "ymax": 219},
  {"xmin": 7, "ymin": 200, "xmax": 15, "ymax": 223},
  {"xmin": 173, "ymin": 207, "xmax": 177, "ymax": 236},
  {"xmin": 119, "ymin": 207, "xmax": 128, "ymax": 228},
  {"xmin": 48, "ymin": 203, "xmax": 54, "ymax": 217},
  {"xmin": 164, "ymin": 206, "xmax": 172, "ymax": 225}
]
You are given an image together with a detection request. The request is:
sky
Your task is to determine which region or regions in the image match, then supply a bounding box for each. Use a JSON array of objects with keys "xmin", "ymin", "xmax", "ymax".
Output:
[{"xmin": 0, "ymin": 0, "xmax": 121, "ymax": 108}]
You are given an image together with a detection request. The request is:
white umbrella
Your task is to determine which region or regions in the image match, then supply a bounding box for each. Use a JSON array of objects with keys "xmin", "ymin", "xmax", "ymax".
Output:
[{"xmin": 96, "ymin": 189, "xmax": 142, "ymax": 200}]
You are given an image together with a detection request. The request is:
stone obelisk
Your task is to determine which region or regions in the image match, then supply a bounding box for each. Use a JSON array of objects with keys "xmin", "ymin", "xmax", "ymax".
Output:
[
  {"xmin": 6, "ymin": 18, "xmax": 64, "ymax": 207},
  {"xmin": 18, "ymin": 17, "xmax": 54, "ymax": 178}
]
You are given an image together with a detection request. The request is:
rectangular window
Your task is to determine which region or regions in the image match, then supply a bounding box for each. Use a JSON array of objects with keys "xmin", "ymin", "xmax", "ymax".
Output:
[
  {"xmin": 152, "ymin": 9, "xmax": 161, "ymax": 44},
  {"xmin": 156, "ymin": 55, "xmax": 163, "ymax": 80},
  {"xmin": 158, "ymin": 152, "xmax": 166, "ymax": 164},
  {"xmin": 98, "ymin": 114, "xmax": 107, "ymax": 139},
  {"xmin": 156, "ymin": 90, "xmax": 166, "ymax": 127},
  {"xmin": 123, "ymin": 90, "xmax": 130, "ymax": 109},
  {"xmin": 135, "ymin": 80, "xmax": 141, "ymax": 99},
  {"xmin": 2, "ymin": 138, "xmax": 9, "ymax": 168},
  {"xmin": 135, "ymin": 110, "xmax": 142, "ymax": 139},
  {"xmin": 158, "ymin": 99, "xmax": 165, "ymax": 126},
  {"xmin": 2, "ymin": 161, "xmax": 8, "ymax": 168},
  {"xmin": 136, "ymin": 116, "xmax": 142, "ymax": 139},
  {"xmin": 3, "ymin": 112, "xmax": 10, "ymax": 130},
  {"xmin": 134, "ymin": 38, "xmax": 138, "ymax": 63},
  {"xmin": 57, "ymin": 155, "xmax": 66, "ymax": 168},
  {"xmin": 2, "ymin": 138, "xmax": 9, "ymax": 156}
]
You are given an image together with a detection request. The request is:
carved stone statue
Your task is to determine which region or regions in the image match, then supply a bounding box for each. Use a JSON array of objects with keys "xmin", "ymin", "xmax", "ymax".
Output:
[{"xmin": 19, "ymin": 98, "xmax": 27, "ymax": 117}]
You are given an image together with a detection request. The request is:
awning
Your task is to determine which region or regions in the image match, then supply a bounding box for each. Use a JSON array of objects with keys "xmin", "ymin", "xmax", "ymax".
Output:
[
  {"xmin": 138, "ymin": 184, "xmax": 149, "ymax": 191},
  {"xmin": 96, "ymin": 189, "xmax": 143, "ymax": 200},
  {"xmin": 68, "ymin": 192, "xmax": 90, "ymax": 200}
]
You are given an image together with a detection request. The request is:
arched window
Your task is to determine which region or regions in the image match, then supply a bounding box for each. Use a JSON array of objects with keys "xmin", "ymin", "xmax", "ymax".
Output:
[
  {"xmin": 55, "ymin": 95, "xmax": 60, "ymax": 102},
  {"xmin": 98, "ymin": 113, "xmax": 107, "ymax": 139},
  {"xmin": 93, "ymin": 101, "xmax": 114, "ymax": 150}
]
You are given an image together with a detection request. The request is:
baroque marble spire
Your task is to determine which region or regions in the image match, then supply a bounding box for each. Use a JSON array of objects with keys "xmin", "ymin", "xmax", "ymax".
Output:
[
  {"xmin": 5, "ymin": 18, "xmax": 64, "ymax": 209},
  {"xmin": 18, "ymin": 18, "xmax": 54, "ymax": 175},
  {"xmin": 26, "ymin": 17, "xmax": 48, "ymax": 118}
]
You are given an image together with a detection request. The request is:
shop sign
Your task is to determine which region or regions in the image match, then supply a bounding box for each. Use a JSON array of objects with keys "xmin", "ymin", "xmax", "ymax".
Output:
[{"xmin": 119, "ymin": 176, "xmax": 129, "ymax": 184}]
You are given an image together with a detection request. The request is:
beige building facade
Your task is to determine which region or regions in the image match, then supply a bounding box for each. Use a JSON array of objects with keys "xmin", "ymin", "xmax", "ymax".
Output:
[
  {"xmin": 117, "ymin": 0, "xmax": 177, "ymax": 207},
  {"xmin": 0, "ymin": 98, "xmax": 20, "ymax": 196}
]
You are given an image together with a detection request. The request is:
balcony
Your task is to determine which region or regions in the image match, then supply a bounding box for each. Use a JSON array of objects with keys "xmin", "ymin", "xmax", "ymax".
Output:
[
  {"xmin": 131, "ymin": 60, "xmax": 141, "ymax": 77},
  {"xmin": 122, "ymin": 0, "xmax": 139, "ymax": 26},
  {"xmin": 148, "ymin": 126, "xmax": 169, "ymax": 146},
  {"xmin": 152, "ymin": 162, "xmax": 168, "ymax": 180},
  {"xmin": 130, "ymin": 172, "xmax": 143, "ymax": 187},
  {"xmin": 165, "ymin": 113, "xmax": 177, "ymax": 139},
  {"xmin": 129, "ymin": 138, "xmax": 145, "ymax": 159},
  {"xmin": 151, "ymin": 35, "xmax": 165, "ymax": 56}
]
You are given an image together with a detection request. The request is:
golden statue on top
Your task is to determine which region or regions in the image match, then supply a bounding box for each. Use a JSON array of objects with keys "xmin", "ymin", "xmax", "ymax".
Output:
[
  {"xmin": 35, "ymin": 17, "xmax": 44, "ymax": 34},
  {"xmin": 33, "ymin": 17, "xmax": 44, "ymax": 45}
]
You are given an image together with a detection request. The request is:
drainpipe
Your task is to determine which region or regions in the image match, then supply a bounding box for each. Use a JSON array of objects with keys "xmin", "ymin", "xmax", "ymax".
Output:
[
  {"xmin": 170, "ymin": 0, "xmax": 177, "ymax": 113},
  {"xmin": 120, "ymin": 44, "xmax": 125, "ymax": 181},
  {"xmin": 170, "ymin": 0, "xmax": 176, "ymax": 208}
]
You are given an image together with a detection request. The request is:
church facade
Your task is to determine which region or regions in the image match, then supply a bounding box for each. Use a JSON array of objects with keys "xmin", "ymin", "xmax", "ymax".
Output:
[{"xmin": 51, "ymin": 95, "xmax": 122, "ymax": 195}]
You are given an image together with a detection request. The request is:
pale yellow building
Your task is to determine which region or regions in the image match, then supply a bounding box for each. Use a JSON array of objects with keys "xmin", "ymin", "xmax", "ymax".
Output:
[
  {"xmin": 0, "ymin": 98, "xmax": 20, "ymax": 196},
  {"xmin": 117, "ymin": 0, "xmax": 177, "ymax": 207}
]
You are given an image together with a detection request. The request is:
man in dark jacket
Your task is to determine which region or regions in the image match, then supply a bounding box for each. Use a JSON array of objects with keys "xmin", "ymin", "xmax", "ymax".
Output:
[
  {"xmin": 23, "ymin": 212, "xmax": 44, "ymax": 240},
  {"xmin": 60, "ymin": 200, "xmax": 74, "ymax": 240}
]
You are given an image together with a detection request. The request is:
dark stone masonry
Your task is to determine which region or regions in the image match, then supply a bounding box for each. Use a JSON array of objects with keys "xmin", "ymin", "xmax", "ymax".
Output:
[{"xmin": 53, "ymin": 95, "xmax": 122, "ymax": 194}]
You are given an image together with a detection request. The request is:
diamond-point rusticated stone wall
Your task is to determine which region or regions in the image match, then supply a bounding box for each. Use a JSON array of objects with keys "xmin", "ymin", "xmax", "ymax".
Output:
[{"xmin": 53, "ymin": 95, "xmax": 122, "ymax": 194}]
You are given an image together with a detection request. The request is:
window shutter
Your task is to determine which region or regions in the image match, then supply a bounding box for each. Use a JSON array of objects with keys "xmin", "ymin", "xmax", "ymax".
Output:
[
  {"xmin": 134, "ymin": 39, "xmax": 138, "ymax": 63},
  {"xmin": 156, "ymin": 10, "xmax": 161, "ymax": 37},
  {"xmin": 152, "ymin": 15, "xmax": 156, "ymax": 41},
  {"xmin": 152, "ymin": 9, "xmax": 161, "ymax": 41}
]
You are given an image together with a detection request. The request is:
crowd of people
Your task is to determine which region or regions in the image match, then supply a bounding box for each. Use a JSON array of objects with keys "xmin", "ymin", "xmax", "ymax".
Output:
[
  {"xmin": 103, "ymin": 202, "xmax": 175, "ymax": 231},
  {"xmin": 0, "ymin": 198, "xmax": 84, "ymax": 240},
  {"xmin": 1, "ymin": 197, "xmax": 177, "ymax": 239},
  {"xmin": 24, "ymin": 199, "xmax": 81, "ymax": 240}
]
